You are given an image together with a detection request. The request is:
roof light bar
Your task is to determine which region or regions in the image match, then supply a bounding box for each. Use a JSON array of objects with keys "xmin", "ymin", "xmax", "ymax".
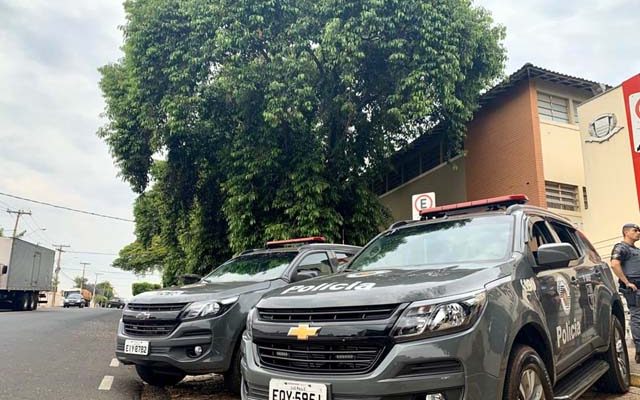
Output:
[
  {"xmin": 419, "ymin": 194, "xmax": 529, "ymax": 219},
  {"xmin": 265, "ymin": 236, "xmax": 326, "ymax": 248}
]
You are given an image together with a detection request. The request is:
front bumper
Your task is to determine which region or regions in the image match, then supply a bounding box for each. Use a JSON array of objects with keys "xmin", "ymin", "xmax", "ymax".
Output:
[
  {"xmin": 241, "ymin": 327, "xmax": 500, "ymax": 400},
  {"xmin": 115, "ymin": 313, "xmax": 239, "ymax": 375}
]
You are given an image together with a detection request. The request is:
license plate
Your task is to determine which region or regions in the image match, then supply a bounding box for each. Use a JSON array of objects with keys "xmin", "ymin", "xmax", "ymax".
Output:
[
  {"xmin": 269, "ymin": 379, "xmax": 327, "ymax": 400},
  {"xmin": 124, "ymin": 340, "xmax": 149, "ymax": 355}
]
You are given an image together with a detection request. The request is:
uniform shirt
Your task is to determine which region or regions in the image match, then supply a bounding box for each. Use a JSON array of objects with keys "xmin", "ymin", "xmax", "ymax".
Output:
[{"xmin": 611, "ymin": 242, "xmax": 640, "ymax": 278}]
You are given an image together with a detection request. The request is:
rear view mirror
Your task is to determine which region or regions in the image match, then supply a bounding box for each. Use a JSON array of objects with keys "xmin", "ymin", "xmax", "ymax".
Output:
[
  {"xmin": 292, "ymin": 270, "xmax": 319, "ymax": 282},
  {"xmin": 536, "ymin": 243, "xmax": 578, "ymax": 269}
]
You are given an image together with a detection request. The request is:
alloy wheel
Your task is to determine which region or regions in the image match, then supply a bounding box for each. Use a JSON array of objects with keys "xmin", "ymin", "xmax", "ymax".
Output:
[{"xmin": 519, "ymin": 367, "xmax": 545, "ymax": 400}]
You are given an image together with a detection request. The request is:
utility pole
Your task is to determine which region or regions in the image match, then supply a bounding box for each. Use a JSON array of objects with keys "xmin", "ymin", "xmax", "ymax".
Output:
[
  {"xmin": 79, "ymin": 262, "xmax": 90, "ymax": 290},
  {"xmin": 6, "ymin": 209, "xmax": 32, "ymax": 238},
  {"xmin": 51, "ymin": 244, "xmax": 70, "ymax": 306},
  {"xmin": 91, "ymin": 273, "xmax": 102, "ymax": 308}
]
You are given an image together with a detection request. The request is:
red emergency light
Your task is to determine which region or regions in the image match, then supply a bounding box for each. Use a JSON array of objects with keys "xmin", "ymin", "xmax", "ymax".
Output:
[
  {"xmin": 265, "ymin": 236, "xmax": 326, "ymax": 248},
  {"xmin": 419, "ymin": 194, "xmax": 529, "ymax": 219}
]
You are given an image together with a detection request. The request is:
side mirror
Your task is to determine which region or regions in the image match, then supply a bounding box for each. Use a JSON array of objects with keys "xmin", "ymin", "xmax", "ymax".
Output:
[
  {"xmin": 180, "ymin": 274, "xmax": 202, "ymax": 285},
  {"xmin": 292, "ymin": 270, "xmax": 319, "ymax": 282},
  {"xmin": 536, "ymin": 243, "xmax": 578, "ymax": 269}
]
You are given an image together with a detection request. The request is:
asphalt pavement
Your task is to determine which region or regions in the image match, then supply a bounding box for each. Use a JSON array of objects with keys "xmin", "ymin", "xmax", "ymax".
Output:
[
  {"xmin": 0, "ymin": 307, "xmax": 141, "ymax": 400},
  {"xmin": 2, "ymin": 307, "xmax": 640, "ymax": 400}
]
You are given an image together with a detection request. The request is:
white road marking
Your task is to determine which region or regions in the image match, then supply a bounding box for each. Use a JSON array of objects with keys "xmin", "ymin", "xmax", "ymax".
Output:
[
  {"xmin": 110, "ymin": 358, "xmax": 120, "ymax": 367},
  {"xmin": 98, "ymin": 375, "xmax": 114, "ymax": 391}
]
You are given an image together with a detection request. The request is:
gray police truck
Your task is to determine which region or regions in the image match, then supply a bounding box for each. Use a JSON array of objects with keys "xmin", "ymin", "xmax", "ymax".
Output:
[
  {"xmin": 242, "ymin": 195, "xmax": 629, "ymax": 400},
  {"xmin": 115, "ymin": 237, "xmax": 360, "ymax": 392}
]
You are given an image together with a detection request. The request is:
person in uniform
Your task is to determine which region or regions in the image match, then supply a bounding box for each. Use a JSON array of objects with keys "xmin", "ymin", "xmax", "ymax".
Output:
[{"xmin": 611, "ymin": 223, "xmax": 640, "ymax": 362}]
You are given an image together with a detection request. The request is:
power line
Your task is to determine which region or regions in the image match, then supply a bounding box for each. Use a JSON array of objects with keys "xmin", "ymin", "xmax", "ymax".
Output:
[
  {"xmin": 66, "ymin": 250, "xmax": 119, "ymax": 256},
  {"xmin": 0, "ymin": 191, "xmax": 134, "ymax": 222}
]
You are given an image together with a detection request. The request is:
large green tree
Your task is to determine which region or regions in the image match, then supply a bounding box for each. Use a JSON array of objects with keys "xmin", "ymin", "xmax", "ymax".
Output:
[{"xmin": 101, "ymin": 0, "xmax": 505, "ymax": 284}]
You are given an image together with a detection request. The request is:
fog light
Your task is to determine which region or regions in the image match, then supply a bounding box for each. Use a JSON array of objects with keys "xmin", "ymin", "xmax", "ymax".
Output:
[
  {"xmin": 425, "ymin": 394, "xmax": 445, "ymax": 400},
  {"xmin": 194, "ymin": 346, "xmax": 203, "ymax": 356}
]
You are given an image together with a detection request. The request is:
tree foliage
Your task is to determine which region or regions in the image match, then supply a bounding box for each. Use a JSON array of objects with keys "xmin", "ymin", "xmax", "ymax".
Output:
[
  {"xmin": 101, "ymin": 0, "xmax": 505, "ymax": 284},
  {"xmin": 132, "ymin": 282, "xmax": 163, "ymax": 296}
]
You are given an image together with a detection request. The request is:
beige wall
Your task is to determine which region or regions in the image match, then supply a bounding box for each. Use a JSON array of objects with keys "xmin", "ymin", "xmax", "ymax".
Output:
[
  {"xmin": 538, "ymin": 121, "xmax": 586, "ymax": 225},
  {"xmin": 379, "ymin": 158, "xmax": 467, "ymax": 221},
  {"xmin": 579, "ymin": 85, "xmax": 640, "ymax": 258},
  {"xmin": 535, "ymin": 80, "xmax": 592, "ymax": 226}
]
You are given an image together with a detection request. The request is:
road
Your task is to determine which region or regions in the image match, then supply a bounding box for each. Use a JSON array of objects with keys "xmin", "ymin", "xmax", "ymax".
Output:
[
  {"xmin": 2, "ymin": 307, "xmax": 640, "ymax": 400},
  {"xmin": 0, "ymin": 307, "xmax": 141, "ymax": 400}
]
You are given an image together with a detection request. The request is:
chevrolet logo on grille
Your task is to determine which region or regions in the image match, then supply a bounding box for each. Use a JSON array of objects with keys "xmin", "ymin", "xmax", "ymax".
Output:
[{"xmin": 287, "ymin": 324, "xmax": 321, "ymax": 340}]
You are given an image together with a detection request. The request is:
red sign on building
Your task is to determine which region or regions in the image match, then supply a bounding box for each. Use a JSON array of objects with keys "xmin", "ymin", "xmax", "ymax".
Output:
[{"xmin": 622, "ymin": 74, "xmax": 640, "ymax": 208}]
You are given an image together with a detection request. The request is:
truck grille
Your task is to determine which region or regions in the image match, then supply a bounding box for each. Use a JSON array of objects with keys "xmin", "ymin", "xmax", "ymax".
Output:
[
  {"xmin": 258, "ymin": 304, "xmax": 398, "ymax": 322},
  {"xmin": 127, "ymin": 303, "xmax": 188, "ymax": 312},
  {"xmin": 256, "ymin": 341, "xmax": 385, "ymax": 374},
  {"xmin": 123, "ymin": 319, "xmax": 179, "ymax": 337}
]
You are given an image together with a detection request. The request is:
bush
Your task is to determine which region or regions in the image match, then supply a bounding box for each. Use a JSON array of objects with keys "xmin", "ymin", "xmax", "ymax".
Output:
[{"xmin": 132, "ymin": 282, "xmax": 162, "ymax": 296}]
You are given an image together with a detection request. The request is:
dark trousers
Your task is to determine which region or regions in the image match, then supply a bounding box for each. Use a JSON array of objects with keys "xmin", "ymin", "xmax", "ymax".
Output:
[{"xmin": 631, "ymin": 305, "xmax": 640, "ymax": 352}]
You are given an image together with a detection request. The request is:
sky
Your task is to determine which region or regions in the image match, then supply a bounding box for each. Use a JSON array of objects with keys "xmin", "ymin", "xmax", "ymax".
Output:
[{"xmin": 0, "ymin": 0, "xmax": 638, "ymax": 298}]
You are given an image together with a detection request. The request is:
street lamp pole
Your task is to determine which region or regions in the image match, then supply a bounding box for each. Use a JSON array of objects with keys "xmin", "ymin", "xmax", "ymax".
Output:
[{"xmin": 91, "ymin": 273, "xmax": 102, "ymax": 308}]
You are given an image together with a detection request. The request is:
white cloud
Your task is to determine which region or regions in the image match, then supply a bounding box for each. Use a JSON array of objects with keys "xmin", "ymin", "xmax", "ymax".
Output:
[{"xmin": 475, "ymin": 0, "xmax": 640, "ymax": 84}]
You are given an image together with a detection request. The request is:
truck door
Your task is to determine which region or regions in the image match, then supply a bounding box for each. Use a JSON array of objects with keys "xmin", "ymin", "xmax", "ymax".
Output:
[
  {"xmin": 547, "ymin": 220, "xmax": 600, "ymax": 351},
  {"xmin": 31, "ymin": 252, "xmax": 42, "ymax": 287},
  {"xmin": 528, "ymin": 218, "xmax": 583, "ymax": 370}
]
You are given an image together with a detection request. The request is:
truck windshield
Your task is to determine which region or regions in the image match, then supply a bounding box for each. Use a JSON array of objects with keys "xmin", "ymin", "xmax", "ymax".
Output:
[
  {"xmin": 202, "ymin": 252, "xmax": 297, "ymax": 283},
  {"xmin": 349, "ymin": 215, "xmax": 514, "ymax": 271},
  {"xmin": 68, "ymin": 294, "xmax": 82, "ymax": 299}
]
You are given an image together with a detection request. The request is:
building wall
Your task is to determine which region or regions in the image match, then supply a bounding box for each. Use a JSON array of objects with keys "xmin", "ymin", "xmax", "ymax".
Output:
[
  {"xmin": 534, "ymin": 80, "xmax": 592, "ymax": 226},
  {"xmin": 379, "ymin": 158, "xmax": 467, "ymax": 221},
  {"xmin": 579, "ymin": 85, "xmax": 640, "ymax": 257},
  {"xmin": 465, "ymin": 80, "xmax": 547, "ymax": 206}
]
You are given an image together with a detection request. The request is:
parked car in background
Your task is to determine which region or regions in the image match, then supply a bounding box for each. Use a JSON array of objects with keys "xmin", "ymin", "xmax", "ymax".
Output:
[
  {"xmin": 63, "ymin": 293, "xmax": 85, "ymax": 308},
  {"xmin": 107, "ymin": 297, "xmax": 126, "ymax": 309}
]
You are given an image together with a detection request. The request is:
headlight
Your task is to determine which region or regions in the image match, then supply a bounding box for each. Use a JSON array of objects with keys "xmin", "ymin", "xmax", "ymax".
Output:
[
  {"xmin": 392, "ymin": 291, "xmax": 486, "ymax": 341},
  {"xmin": 181, "ymin": 296, "xmax": 239, "ymax": 320},
  {"xmin": 245, "ymin": 307, "xmax": 256, "ymax": 340}
]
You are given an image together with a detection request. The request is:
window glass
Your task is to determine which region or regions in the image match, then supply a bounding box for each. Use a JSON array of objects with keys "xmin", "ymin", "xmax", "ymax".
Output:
[
  {"xmin": 298, "ymin": 252, "xmax": 333, "ymax": 275},
  {"xmin": 537, "ymin": 92, "xmax": 570, "ymax": 123},
  {"xmin": 545, "ymin": 181, "xmax": 579, "ymax": 211},
  {"xmin": 549, "ymin": 221, "xmax": 582, "ymax": 257},
  {"xmin": 349, "ymin": 215, "xmax": 514, "ymax": 271},
  {"xmin": 203, "ymin": 252, "xmax": 297, "ymax": 283}
]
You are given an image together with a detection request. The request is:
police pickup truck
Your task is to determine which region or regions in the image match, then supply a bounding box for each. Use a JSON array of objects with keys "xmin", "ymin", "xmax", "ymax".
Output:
[
  {"xmin": 242, "ymin": 195, "xmax": 629, "ymax": 400},
  {"xmin": 115, "ymin": 237, "xmax": 360, "ymax": 392}
]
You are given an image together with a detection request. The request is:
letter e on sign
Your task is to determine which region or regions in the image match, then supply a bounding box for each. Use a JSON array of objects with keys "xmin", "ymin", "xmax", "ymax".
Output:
[{"xmin": 411, "ymin": 192, "xmax": 436, "ymax": 220}]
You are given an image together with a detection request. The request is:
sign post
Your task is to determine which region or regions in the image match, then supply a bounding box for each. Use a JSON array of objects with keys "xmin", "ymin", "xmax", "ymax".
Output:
[{"xmin": 411, "ymin": 192, "xmax": 436, "ymax": 220}]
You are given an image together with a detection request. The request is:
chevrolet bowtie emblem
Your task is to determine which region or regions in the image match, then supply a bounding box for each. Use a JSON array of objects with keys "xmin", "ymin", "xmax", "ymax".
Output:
[{"xmin": 288, "ymin": 324, "xmax": 321, "ymax": 340}]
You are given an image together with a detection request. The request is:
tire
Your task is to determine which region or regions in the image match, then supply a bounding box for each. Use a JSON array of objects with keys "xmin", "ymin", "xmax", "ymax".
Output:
[
  {"xmin": 224, "ymin": 347, "xmax": 242, "ymax": 394},
  {"xmin": 31, "ymin": 293, "xmax": 38, "ymax": 311},
  {"xmin": 135, "ymin": 365, "xmax": 185, "ymax": 387},
  {"xmin": 27, "ymin": 294, "xmax": 33, "ymax": 310},
  {"xmin": 503, "ymin": 344, "xmax": 553, "ymax": 400},
  {"xmin": 13, "ymin": 292, "xmax": 29, "ymax": 311},
  {"xmin": 597, "ymin": 316, "xmax": 630, "ymax": 393}
]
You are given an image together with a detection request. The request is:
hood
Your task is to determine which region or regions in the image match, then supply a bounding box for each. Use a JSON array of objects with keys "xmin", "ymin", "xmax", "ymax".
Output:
[
  {"xmin": 259, "ymin": 261, "xmax": 514, "ymax": 308},
  {"xmin": 130, "ymin": 280, "xmax": 273, "ymax": 304}
]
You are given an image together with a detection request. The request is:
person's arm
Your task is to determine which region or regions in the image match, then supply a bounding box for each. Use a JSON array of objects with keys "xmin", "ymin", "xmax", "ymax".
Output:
[{"xmin": 610, "ymin": 259, "xmax": 637, "ymax": 290}]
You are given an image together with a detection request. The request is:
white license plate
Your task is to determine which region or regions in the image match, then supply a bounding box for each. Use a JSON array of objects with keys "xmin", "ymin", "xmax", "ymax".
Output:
[
  {"xmin": 124, "ymin": 340, "xmax": 149, "ymax": 355},
  {"xmin": 269, "ymin": 379, "xmax": 327, "ymax": 400}
]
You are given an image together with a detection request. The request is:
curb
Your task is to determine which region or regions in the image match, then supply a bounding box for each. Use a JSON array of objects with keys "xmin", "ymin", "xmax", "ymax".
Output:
[{"xmin": 631, "ymin": 373, "xmax": 640, "ymax": 388}]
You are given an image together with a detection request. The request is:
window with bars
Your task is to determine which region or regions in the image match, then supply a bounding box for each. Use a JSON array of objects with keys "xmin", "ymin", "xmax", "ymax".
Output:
[
  {"xmin": 545, "ymin": 181, "xmax": 579, "ymax": 211},
  {"xmin": 537, "ymin": 92, "xmax": 570, "ymax": 123}
]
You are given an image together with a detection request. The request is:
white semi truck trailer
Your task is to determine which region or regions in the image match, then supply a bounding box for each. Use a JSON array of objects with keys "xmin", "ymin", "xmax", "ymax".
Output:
[{"xmin": 0, "ymin": 237, "xmax": 55, "ymax": 311}]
